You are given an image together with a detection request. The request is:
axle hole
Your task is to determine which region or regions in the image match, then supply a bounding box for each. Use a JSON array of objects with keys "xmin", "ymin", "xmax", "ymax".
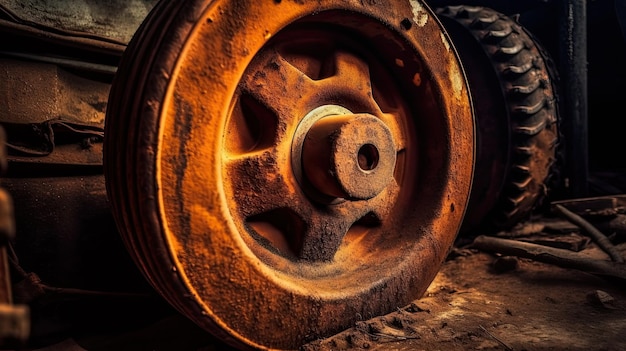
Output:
[{"xmin": 358, "ymin": 144, "xmax": 379, "ymax": 171}]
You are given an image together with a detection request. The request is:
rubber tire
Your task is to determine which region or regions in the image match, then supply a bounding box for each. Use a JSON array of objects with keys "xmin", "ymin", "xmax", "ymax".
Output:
[{"xmin": 437, "ymin": 5, "xmax": 560, "ymax": 234}]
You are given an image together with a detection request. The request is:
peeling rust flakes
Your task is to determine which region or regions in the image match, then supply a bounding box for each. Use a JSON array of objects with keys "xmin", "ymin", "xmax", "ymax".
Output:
[
  {"xmin": 440, "ymin": 32, "xmax": 451, "ymax": 52},
  {"xmin": 449, "ymin": 60, "xmax": 465, "ymax": 100},
  {"xmin": 409, "ymin": 0, "xmax": 428, "ymax": 27}
]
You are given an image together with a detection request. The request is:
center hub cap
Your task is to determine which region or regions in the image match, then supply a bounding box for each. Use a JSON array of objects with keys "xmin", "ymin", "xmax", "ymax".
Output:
[{"xmin": 296, "ymin": 106, "xmax": 397, "ymax": 200}]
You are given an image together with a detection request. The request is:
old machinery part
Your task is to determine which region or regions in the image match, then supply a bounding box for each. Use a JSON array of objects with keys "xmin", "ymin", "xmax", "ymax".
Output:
[
  {"xmin": 104, "ymin": 0, "xmax": 474, "ymax": 350},
  {"xmin": 0, "ymin": 1, "xmax": 153, "ymax": 50},
  {"xmin": 0, "ymin": 59, "xmax": 108, "ymax": 174},
  {"xmin": 0, "ymin": 4, "xmax": 117, "ymax": 174},
  {"xmin": 0, "ymin": 9, "xmax": 177, "ymax": 346},
  {"xmin": 0, "ymin": 3, "xmax": 126, "ymax": 74},
  {"xmin": 437, "ymin": 5, "xmax": 560, "ymax": 234},
  {"xmin": 0, "ymin": 126, "xmax": 29, "ymax": 348}
]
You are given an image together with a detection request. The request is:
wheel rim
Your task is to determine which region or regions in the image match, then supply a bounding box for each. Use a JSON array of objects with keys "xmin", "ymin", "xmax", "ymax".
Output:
[{"xmin": 105, "ymin": 1, "xmax": 474, "ymax": 350}]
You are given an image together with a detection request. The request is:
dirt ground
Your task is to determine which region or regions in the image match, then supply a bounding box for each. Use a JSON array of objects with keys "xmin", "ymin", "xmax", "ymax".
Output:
[
  {"xmin": 16, "ymin": 217, "xmax": 624, "ymax": 351},
  {"xmin": 304, "ymin": 237, "xmax": 626, "ymax": 351}
]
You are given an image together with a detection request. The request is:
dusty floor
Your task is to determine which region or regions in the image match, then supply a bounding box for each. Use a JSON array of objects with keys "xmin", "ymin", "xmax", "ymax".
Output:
[
  {"xmin": 15, "ymin": 218, "xmax": 624, "ymax": 351},
  {"xmin": 304, "ymin": 240, "xmax": 626, "ymax": 351}
]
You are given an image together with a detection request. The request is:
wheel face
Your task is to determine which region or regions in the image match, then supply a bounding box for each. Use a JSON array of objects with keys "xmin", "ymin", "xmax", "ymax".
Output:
[
  {"xmin": 436, "ymin": 6, "xmax": 560, "ymax": 233},
  {"xmin": 104, "ymin": 1, "xmax": 474, "ymax": 350}
]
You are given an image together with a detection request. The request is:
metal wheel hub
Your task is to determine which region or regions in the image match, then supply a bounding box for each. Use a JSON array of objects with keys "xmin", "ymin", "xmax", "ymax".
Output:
[{"xmin": 294, "ymin": 105, "xmax": 396, "ymax": 201}]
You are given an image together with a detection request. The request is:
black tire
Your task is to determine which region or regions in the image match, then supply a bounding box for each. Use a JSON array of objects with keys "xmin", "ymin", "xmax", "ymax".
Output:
[{"xmin": 436, "ymin": 5, "xmax": 561, "ymax": 233}]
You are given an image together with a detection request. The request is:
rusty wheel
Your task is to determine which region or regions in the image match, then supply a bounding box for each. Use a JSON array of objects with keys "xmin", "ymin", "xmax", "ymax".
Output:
[
  {"xmin": 436, "ymin": 6, "xmax": 560, "ymax": 234},
  {"xmin": 104, "ymin": 1, "xmax": 474, "ymax": 350}
]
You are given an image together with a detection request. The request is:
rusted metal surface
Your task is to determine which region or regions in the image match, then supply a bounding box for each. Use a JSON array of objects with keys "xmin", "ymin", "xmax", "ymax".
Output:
[
  {"xmin": 0, "ymin": 174, "xmax": 158, "ymax": 346},
  {"xmin": 0, "ymin": 0, "xmax": 156, "ymax": 45},
  {"xmin": 0, "ymin": 59, "xmax": 108, "ymax": 126},
  {"xmin": 301, "ymin": 112, "xmax": 397, "ymax": 201},
  {"xmin": 0, "ymin": 303, "xmax": 29, "ymax": 347},
  {"xmin": 0, "ymin": 126, "xmax": 30, "ymax": 347},
  {"xmin": 0, "ymin": 126, "xmax": 15, "ymax": 306},
  {"xmin": 0, "ymin": 59, "xmax": 107, "ymax": 171},
  {"xmin": 0, "ymin": 1, "xmax": 126, "ymax": 173},
  {"xmin": 105, "ymin": 0, "xmax": 474, "ymax": 350},
  {"xmin": 0, "ymin": 188, "xmax": 14, "ymax": 305},
  {"xmin": 0, "ymin": 187, "xmax": 29, "ymax": 347}
]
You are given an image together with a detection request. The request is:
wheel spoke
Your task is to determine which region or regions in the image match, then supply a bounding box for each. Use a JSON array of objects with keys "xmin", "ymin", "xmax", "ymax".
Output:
[
  {"xmin": 367, "ymin": 178, "xmax": 401, "ymax": 221},
  {"xmin": 321, "ymin": 52, "xmax": 407, "ymax": 151},
  {"xmin": 311, "ymin": 52, "xmax": 379, "ymax": 113},
  {"xmin": 298, "ymin": 194, "xmax": 390, "ymax": 261},
  {"xmin": 379, "ymin": 111, "xmax": 407, "ymax": 152},
  {"xmin": 280, "ymin": 179, "xmax": 400, "ymax": 262},
  {"xmin": 225, "ymin": 150, "xmax": 295, "ymax": 218},
  {"xmin": 328, "ymin": 51, "xmax": 376, "ymax": 97},
  {"xmin": 238, "ymin": 48, "xmax": 321, "ymax": 132},
  {"xmin": 298, "ymin": 209, "xmax": 355, "ymax": 261}
]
